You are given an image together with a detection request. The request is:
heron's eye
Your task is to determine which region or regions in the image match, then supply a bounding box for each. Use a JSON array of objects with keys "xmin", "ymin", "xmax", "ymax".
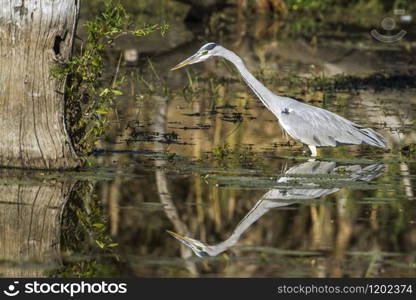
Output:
[{"xmin": 201, "ymin": 50, "xmax": 208, "ymax": 55}]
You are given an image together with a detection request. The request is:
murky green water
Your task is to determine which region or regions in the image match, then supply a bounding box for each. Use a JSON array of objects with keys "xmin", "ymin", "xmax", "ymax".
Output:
[{"xmin": 1, "ymin": 1, "xmax": 416, "ymax": 278}]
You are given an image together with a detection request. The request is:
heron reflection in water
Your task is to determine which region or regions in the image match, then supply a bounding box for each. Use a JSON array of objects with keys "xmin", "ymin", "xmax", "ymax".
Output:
[{"xmin": 167, "ymin": 161, "xmax": 385, "ymax": 257}]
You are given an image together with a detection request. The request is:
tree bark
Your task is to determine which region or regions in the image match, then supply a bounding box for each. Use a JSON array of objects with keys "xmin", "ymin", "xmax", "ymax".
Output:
[{"xmin": 0, "ymin": 0, "xmax": 80, "ymax": 169}]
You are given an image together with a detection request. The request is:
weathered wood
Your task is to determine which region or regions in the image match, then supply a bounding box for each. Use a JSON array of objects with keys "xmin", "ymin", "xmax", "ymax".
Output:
[
  {"xmin": 0, "ymin": 0, "xmax": 80, "ymax": 169},
  {"xmin": 0, "ymin": 172, "xmax": 75, "ymax": 277}
]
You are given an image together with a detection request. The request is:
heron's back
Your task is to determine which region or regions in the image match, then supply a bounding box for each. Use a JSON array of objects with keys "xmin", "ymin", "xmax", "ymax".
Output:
[{"xmin": 273, "ymin": 97, "xmax": 386, "ymax": 148}]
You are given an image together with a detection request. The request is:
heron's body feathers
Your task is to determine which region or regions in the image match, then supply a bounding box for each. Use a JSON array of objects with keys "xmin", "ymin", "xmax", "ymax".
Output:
[{"xmin": 275, "ymin": 96, "xmax": 387, "ymax": 148}]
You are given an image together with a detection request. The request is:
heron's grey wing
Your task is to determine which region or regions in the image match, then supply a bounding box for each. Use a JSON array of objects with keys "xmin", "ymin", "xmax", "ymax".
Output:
[
  {"xmin": 338, "ymin": 164, "xmax": 385, "ymax": 182},
  {"xmin": 278, "ymin": 102, "xmax": 386, "ymax": 147}
]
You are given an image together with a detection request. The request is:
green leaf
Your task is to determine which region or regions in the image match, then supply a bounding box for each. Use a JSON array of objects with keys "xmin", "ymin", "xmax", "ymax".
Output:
[
  {"xmin": 112, "ymin": 90, "xmax": 123, "ymax": 95},
  {"xmin": 93, "ymin": 223, "xmax": 105, "ymax": 229},
  {"xmin": 95, "ymin": 109, "xmax": 109, "ymax": 115},
  {"xmin": 95, "ymin": 240, "xmax": 105, "ymax": 249},
  {"xmin": 99, "ymin": 88, "xmax": 110, "ymax": 97}
]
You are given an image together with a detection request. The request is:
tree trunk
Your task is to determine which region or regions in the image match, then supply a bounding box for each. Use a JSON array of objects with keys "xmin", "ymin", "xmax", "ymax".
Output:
[{"xmin": 0, "ymin": 0, "xmax": 80, "ymax": 169}]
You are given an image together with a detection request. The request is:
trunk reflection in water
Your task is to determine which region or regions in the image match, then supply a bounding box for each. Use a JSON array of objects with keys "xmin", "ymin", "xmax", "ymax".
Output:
[
  {"xmin": 153, "ymin": 95, "xmax": 198, "ymax": 276},
  {"xmin": 0, "ymin": 173, "xmax": 74, "ymax": 277},
  {"xmin": 168, "ymin": 161, "xmax": 385, "ymax": 258}
]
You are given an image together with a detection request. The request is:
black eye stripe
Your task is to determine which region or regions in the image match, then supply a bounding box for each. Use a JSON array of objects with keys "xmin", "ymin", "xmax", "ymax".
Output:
[{"xmin": 201, "ymin": 43, "xmax": 217, "ymax": 51}]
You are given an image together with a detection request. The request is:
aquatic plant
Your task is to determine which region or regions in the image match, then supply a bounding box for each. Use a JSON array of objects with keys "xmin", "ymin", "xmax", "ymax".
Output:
[{"xmin": 51, "ymin": 1, "xmax": 168, "ymax": 162}]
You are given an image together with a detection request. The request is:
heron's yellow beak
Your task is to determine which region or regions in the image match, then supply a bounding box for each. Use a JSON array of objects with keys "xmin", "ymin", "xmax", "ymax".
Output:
[
  {"xmin": 170, "ymin": 61, "xmax": 190, "ymax": 71},
  {"xmin": 166, "ymin": 230, "xmax": 191, "ymax": 243},
  {"xmin": 170, "ymin": 53, "xmax": 199, "ymax": 71}
]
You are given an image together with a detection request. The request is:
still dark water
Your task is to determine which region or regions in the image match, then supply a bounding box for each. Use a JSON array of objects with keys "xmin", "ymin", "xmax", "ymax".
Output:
[{"xmin": 1, "ymin": 2, "xmax": 416, "ymax": 277}]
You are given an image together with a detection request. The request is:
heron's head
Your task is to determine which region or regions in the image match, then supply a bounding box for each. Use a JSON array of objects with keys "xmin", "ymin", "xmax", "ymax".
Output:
[
  {"xmin": 167, "ymin": 230, "xmax": 211, "ymax": 258},
  {"xmin": 170, "ymin": 42, "xmax": 220, "ymax": 71}
]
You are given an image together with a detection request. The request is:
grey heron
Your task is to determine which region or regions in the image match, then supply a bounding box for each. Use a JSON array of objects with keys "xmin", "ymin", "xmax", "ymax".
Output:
[
  {"xmin": 171, "ymin": 43, "xmax": 387, "ymax": 157},
  {"xmin": 167, "ymin": 161, "xmax": 385, "ymax": 257}
]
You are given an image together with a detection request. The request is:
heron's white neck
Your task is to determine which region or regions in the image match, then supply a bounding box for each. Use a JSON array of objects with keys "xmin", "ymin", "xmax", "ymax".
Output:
[
  {"xmin": 204, "ymin": 195, "xmax": 292, "ymax": 256},
  {"xmin": 217, "ymin": 48, "xmax": 276, "ymax": 113},
  {"xmin": 206, "ymin": 199, "xmax": 271, "ymax": 256}
]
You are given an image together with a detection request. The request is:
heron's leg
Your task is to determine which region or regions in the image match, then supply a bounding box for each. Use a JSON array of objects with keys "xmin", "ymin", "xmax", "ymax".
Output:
[{"xmin": 308, "ymin": 145, "xmax": 317, "ymax": 157}]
